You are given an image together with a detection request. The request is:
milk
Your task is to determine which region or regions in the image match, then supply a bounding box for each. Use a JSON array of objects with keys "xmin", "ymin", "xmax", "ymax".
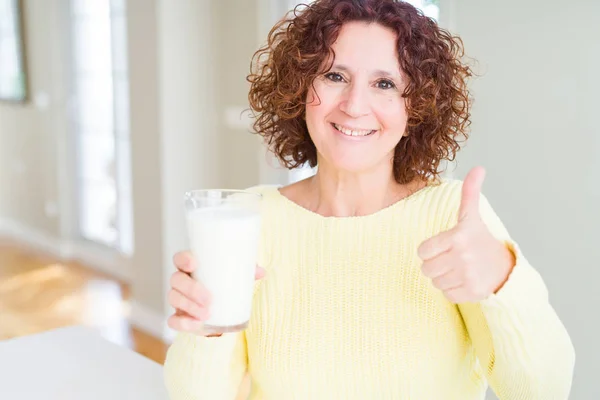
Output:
[{"xmin": 186, "ymin": 206, "xmax": 261, "ymax": 332}]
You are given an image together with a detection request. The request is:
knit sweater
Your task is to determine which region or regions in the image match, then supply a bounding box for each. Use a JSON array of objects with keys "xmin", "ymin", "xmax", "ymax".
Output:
[{"xmin": 163, "ymin": 179, "xmax": 575, "ymax": 400}]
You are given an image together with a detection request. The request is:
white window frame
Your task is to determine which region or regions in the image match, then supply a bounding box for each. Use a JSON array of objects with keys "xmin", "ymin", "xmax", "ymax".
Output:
[{"xmin": 68, "ymin": 0, "xmax": 133, "ymax": 256}]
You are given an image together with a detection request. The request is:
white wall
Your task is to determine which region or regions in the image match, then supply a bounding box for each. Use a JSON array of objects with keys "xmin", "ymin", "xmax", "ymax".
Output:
[
  {"xmin": 449, "ymin": 1, "xmax": 599, "ymax": 398},
  {"xmin": 0, "ymin": 0, "xmax": 67, "ymax": 242}
]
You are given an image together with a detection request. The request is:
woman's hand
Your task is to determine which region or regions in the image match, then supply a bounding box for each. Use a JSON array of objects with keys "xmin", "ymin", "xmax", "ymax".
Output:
[
  {"xmin": 167, "ymin": 250, "xmax": 266, "ymax": 334},
  {"xmin": 417, "ymin": 167, "xmax": 516, "ymax": 303}
]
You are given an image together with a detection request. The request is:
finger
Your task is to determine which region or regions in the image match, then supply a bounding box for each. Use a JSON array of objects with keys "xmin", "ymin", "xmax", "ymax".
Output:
[
  {"xmin": 173, "ymin": 251, "xmax": 197, "ymax": 274},
  {"xmin": 458, "ymin": 166, "xmax": 486, "ymax": 223},
  {"xmin": 167, "ymin": 313, "xmax": 205, "ymax": 333},
  {"xmin": 170, "ymin": 271, "xmax": 211, "ymax": 305},
  {"xmin": 255, "ymin": 266, "xmax": 266, "ymax": 280},
  {"xmin": 431, "ymin": 270, "xmax": 463, "ymax": 292},
  {"xmin": 443, "ymin": 287, "xmax": 470, "ymax": 304},
  {"xmin": 168, "ymin": 289, "xmax": 209, "ymax": 320},
  {"xmin": 417, "ymin": 229, "xmax": 455, "ymax": 261},
  {"xmin": 421, "ymin": 253, "xmax": 453, "ymax": 279}
]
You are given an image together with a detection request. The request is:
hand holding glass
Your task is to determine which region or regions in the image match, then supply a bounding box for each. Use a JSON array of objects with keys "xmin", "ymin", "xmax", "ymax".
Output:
[{"xmin": 183, "ymin": 189, "xmax": 262, "ymax": 336}]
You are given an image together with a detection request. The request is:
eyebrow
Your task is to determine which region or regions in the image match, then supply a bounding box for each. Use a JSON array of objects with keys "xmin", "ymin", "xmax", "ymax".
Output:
[{"xmin": 331, "ymin": 63, "xmax": 402, "ymax": 79}]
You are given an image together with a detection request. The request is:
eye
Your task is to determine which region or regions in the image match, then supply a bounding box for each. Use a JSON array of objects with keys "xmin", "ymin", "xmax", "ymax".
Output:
[
  {"xmin": 376, "ymin": 79, "xmax": 396, "ymax": 90},
  {"xmin": 324, "ymin": 72, "xmax": 345, "ymax": 82}
]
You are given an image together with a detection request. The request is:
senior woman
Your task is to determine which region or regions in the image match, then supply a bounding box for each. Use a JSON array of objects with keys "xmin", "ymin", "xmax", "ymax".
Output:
[{"xmin": 163, "ymin": 0, "xmax": 575, "ymax": 399}]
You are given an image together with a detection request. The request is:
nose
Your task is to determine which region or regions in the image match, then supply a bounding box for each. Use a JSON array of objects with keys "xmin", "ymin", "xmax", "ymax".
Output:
[{"xmin": 339, "ymin": 83, "xmax": 370, "ymax": 118}]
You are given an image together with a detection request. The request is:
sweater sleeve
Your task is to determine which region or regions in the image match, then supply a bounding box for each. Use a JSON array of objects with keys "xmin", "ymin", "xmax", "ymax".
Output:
[
  {"xmin": 455, "ymin": 191, "xmax": 575, "ymax": 400},
  {"xmin": 163, "ymin": 331, "xmax": 248, "ymax": 400}
]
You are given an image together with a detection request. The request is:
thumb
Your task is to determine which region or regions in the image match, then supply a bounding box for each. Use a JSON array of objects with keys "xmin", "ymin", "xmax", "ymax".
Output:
[{"xmin": 458, "ymin": 166, "xmax": 486, "ymax": 222}]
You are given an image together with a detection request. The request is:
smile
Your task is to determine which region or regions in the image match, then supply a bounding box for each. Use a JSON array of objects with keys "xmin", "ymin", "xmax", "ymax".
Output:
[{"xmin": 332, "ymin": 123, "xmax": 376, "ymax": 137}]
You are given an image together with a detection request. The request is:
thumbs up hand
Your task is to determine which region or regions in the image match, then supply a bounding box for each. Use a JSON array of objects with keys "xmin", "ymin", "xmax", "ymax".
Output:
[{"xmin": 417, "ymin": 167, "xmax": 516, "ymax": 303}]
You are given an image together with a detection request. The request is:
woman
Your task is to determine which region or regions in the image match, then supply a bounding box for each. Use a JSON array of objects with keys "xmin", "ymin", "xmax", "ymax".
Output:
[{"xmin": 163, "ymin": 0, "xmax": 575, "ymax": 399}]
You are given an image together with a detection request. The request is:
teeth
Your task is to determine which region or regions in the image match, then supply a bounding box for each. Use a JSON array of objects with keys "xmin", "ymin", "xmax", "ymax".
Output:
[{"xmin": 334, "ymin": 123, "xmax": 374, "ymax": 137}]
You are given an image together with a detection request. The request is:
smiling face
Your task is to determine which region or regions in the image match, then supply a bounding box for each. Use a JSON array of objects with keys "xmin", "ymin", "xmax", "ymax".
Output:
[{"xmin": 305, "ymin": 21, "xmax": 408, "ymax": 175}]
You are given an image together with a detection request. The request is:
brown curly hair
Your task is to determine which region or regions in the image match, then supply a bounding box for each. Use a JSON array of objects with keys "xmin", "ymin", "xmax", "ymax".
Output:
[{"xmin": 247, "ymin": 0, "xmax": 473, "ymax": 184}]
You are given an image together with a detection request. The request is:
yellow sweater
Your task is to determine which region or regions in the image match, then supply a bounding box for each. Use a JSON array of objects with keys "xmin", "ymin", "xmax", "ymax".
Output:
[{"xmin": 163, "ymin": 179, "xmax": 575, "ymax": 400}]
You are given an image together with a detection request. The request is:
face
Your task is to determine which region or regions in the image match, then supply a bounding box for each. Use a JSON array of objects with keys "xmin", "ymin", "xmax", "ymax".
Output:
[{"xmin": 305, "ymin": 21, "xmax": 408, "ymax": 175}]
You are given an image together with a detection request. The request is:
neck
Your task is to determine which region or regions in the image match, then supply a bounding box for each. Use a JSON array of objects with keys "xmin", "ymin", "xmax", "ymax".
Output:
[{"xmin": 304, "ymin": 163, "xmax": 419, "ymax": 217}]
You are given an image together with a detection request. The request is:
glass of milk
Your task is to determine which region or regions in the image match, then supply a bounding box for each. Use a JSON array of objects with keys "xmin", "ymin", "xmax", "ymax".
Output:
[{"xmin": 184, "ymin": 189, "xmax": 262, "ymax": 335}]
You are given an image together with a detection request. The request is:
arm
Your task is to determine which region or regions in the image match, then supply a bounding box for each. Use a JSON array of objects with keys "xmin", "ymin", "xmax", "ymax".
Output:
[
  {"xmin": 458, "ymin": 193, "xmax": 575, "ymax": 400},
  {"xmin": 163, "ymin": 331, "xmax": 248, "ymax": 400}
]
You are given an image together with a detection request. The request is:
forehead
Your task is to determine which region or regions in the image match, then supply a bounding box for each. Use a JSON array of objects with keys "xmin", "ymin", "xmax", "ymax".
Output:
[{"xmin": 329, "ymin": 22, "xmax": 401, "ymax": 71}]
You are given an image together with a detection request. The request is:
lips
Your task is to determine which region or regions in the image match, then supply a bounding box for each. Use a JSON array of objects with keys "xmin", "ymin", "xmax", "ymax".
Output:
[{"xmin": 332, "ymin": 123, "xmax": 376, "ymax": 137}]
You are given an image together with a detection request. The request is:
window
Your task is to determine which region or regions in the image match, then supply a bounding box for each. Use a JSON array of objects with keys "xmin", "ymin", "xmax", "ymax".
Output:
[
  {"xmin": 404, "ymin": 0, "xmax": 439, "ymax": 20},
  {"xmin": 0, "ymin": 0, "xmax": 26, "ymax": 101},
  {"xmin": 70, "ymin": 0, "xmax": 133, "ymax": 255}
]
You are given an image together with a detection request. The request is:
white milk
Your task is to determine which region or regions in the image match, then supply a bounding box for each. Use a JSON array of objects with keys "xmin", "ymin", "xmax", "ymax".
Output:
[{"xmin": 186, "ymin": 206, "xmax": 261, "ymax": 330}]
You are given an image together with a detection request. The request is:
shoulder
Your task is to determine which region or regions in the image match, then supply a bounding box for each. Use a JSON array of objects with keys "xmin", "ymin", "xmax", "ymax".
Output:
[
  {"xmin": 423, "ymin": 177, "xmax": 463, "ymax": 197},
  {"xmin": 245, "ymin": 184, "xmax": 282, "ymax": 197},
  {"xmin": 244, "ymin": 184, "xmax": 287, "ymax": 216},
  {"xmin": 417, "ymin": 177, "xmax": 495, "ymax": 229},
  {"xmin": 246, "ymin": 177, "xmax": 311, "ymax": 205},
  {"xmin": 423, "ymin": 176, "xmax": 508, "ymax": 236},
  {"xmin": 420, "ymin": 177, "xmax": 464, "ymax": 210},
  {"xmin": 423, "ymin": 176, "xmax": 498, "ymax": 208}
]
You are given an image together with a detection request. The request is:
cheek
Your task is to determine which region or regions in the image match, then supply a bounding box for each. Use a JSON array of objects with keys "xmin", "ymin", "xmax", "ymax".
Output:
[
  {"xmin": 377, "ymin": 96, "xmax": 408, "ymax": 132},
  {"xmin": 305, "ymin": 86, "xmax": 336, "ymax": 131},
  {"xmin": 305, "ymin": 89, "xmax": 320, "ymax": 127},
  {"xmin": 305, "ymin": 103, "xmax": 321, "ymax": 131},
  {"xmin": 304, "ymin": 105, "xmax": 325, "ymax": 146},
  {"xmin": 306, "ymin": 87, "xmax": 318, "ymax": 106}
]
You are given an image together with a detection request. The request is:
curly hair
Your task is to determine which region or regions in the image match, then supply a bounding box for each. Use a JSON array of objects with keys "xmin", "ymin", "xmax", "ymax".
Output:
[{"xmin": 247, "ymin": 0, "xmax": 473, "ymax": 184}]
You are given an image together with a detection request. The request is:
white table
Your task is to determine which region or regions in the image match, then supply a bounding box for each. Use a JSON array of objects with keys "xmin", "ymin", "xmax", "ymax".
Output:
[{"xmin": 0, "ymin": 326, "xmax": 169, "ymax": 399}]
